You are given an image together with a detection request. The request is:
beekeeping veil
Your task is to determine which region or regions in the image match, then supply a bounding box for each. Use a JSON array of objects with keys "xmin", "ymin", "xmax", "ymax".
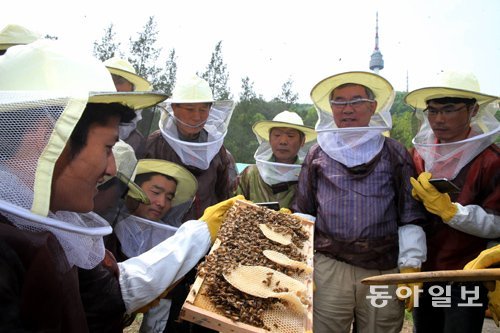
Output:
[
  {"xmin": 252, "ymin": 111, "xmax": 316, "ymax": 185},
  {"xmin": 104, "ymin": 57, "xmax": 153, "ymax": 141},
  {"xmin": 311, "ymin": 71, "xmax": 394, "ymax": 167},
  {"xmin": 0, "ymin": 40, "xmax": 167, "ymax": 269},
  {"xmin": 115, "ymin": 159, "xmax": 197, "ymax": 257},
  {"xmin": 94, "ymin": 140, "xmax": 150, "ymax": 224},
  {"xmin": 406, "ymin": 71, "xmax": 499, "ymax": 180},
  {"xmin": 159, "ymin": 75, "xmax": 235, "ymax": 170}
]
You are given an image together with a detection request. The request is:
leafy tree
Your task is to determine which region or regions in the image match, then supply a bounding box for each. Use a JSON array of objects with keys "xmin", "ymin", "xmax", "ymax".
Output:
[
  {"xmin": 390, "ymin": 91, "xmax": 420, "ymax": 148},
  {"xmin": 240, "ymin": 76, "xmax": 257, "ymax": 101},
  {"xmin": 156, "ymin": 48, "xmax": 177, "ymax": 96},
  {"xmin": 93, "ymin": 24, "xmax": 121, "ymax": 61},
  {"xmin": 276, "ymin": 77, "xmax": 299, "ymax": 107},
  {"xmin": 298, "ymin": 105, "xmax": 318, "ymax": 128},
  {"xmin": 390, "ymin": 91, "xmax": 413, "ymax": 115},
  {"xmin": 128, "ymin": 16, "xmax": 162, "ymax": 89},
  {"xmin": 392, "ymin": 112, "xmax": 414, "ymax": 147},
  {"xmin": 199, "ymin": 41, "xmax": 231, "ymax": 100},
  {"xmin": 225, "ymin": 98, "xmax": 267, "ymax": 163}
]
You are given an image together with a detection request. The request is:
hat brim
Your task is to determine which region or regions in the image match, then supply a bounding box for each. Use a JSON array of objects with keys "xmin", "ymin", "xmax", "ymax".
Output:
[
  {"xmin": 135, "ymin": 159, "xmax": 198, "ymax": 207},
  {"xmin": 0, "ymin": 43, "xmax": 24, "ymax": 50},
  {"xmin": 167, "ymin": 98, "xmax": 215, "ymax": 104},
  {"xmin": 252, "ymin": 120, "xmax": 317, "ymax": 143},
  {"xmin": 107, "ymin": 67, "xmax": 152, "ymax": 92},
  {"xmin": 405, "ymin": 87, "xmax": 498, "ymax": 109},
  {"xmin": 115, "ymin": 171, "xmax": 150, "ymax": 204},
  {"xmin": 311, "ymin": 71, "xmax": 393, "ymax": 114},
  {"xmin": 89, "ymin": 91, "xmax": 167, "ymax": 110}
]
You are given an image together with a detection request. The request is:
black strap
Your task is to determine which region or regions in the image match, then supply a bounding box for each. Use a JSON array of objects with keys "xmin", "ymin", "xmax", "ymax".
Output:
[{"xmin": 270, "ymin": 181, "xmax": 298, "ymax": 194}]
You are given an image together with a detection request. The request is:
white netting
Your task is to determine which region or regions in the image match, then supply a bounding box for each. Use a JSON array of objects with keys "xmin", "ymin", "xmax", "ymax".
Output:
[
  {"xmin": 413, "ymin": 99, "xmax": 500, "ymax": 179},
  {"xmin": 254, "ymin": 139, "xmax": 315, "ymax": 185},
  {"xmin": 114, "ymin": 214, "xmax": 178, "ymax": 258},
  {"xmin": 159, "ymin": 101, "xmax": 235, "ymax": 170},
  {"xmin": 314, "ymin": 85, "xmax": 395, "ymax": 167},
  {"xmin": 0, "ymin": 92, "xmax": 111, "ymax": 269}
]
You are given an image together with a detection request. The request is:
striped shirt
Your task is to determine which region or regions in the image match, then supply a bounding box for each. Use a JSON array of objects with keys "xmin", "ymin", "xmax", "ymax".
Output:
[{"xmin": 293, "ymin": 138, "xmax": 425, "ymax": 241}]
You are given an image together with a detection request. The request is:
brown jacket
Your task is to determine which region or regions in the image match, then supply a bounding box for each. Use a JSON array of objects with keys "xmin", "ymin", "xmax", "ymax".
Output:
[{"xmin": 0, "ymin": 218, "xmax": 88, "ymax": 332}]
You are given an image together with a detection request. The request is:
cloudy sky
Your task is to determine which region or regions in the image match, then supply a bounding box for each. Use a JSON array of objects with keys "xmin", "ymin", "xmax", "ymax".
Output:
[{"xmin": 2, "ymin": 0, "xmax": 499, "ymax": 102}]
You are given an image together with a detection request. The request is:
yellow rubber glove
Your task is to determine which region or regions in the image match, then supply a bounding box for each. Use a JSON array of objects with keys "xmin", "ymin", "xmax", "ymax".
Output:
[
  {"xmin": 279, "ymin": 208, "xmax": 292, "ymax": 214},
  {"xmin": 410, "ymin": 172, "xmax": 458, "ymax": 222},
  {"xmin": 201, "ymin": 195, "xmax": 246, "ymax": 243},
  {"xmin": 397, "ymin": 267, "xmax": 422, "ymax": 312},
  {"xmin": 464, "ymin": 245, "xmax": 500, "ymax": 270},
  {"xmin": 488, "ymin": 282, "xmax": 500, "ymax": 327},
  {"xmin": 463, "ymin": 245, "xmax": 500, "ymax": 327}
]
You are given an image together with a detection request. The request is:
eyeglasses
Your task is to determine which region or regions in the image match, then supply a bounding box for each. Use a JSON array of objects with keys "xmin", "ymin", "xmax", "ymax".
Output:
[
  {"xmin": 329, "ymin": 98, "xmax": 375, "ymax": 111},
  {"xmin": 423, "ymin": 104, "xmax": 468, "ymax": 117}
]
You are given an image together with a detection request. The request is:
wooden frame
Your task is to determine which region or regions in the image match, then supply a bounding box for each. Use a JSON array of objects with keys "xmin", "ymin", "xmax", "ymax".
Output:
[{"xmin": 180, "ymin": 201, "xmax": 314, "ymax": 333}]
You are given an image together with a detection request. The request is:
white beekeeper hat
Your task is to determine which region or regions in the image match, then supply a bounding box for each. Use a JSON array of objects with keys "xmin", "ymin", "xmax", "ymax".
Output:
[
  {"xmin": 0, "ymin": 23, "xmax": 40, "ymax": 51},
  {"xmin": 167, "ymin": 75, "xmax": 215, "ymax": 103},
  {"xmin": 252, "ymin": 110, "xmax": 317, "ymax": 143},
  {"xmin": 405, "ymin": 71, "xmax": 498, "ymax": 109},
  {"xmin": 104, "ymin": 57, "xmax": 152, "ymax": 92}
]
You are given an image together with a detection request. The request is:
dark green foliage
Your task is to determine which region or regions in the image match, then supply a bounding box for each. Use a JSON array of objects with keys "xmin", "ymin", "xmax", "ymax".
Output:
[
  {"xmin": 128, "ymin": 17, "xmax": 162, "ymax": 89},
  {"xmin": 156, "ymin": 48, "xmax": 177, "ymax": 96},
  {"xmin": 240, "ymin": 76, "xmax": 257, "ymax": 101},
  {"xmin": 276, "ymin": 78, "xmax": 299, "ymax": 107},
  {"xmin": 93, "ymin": 24, "xmax": 121, "ymax": 61},
  {"xmin": 199, "ymin": 41, "xmax": 231, "ymax": 100}
]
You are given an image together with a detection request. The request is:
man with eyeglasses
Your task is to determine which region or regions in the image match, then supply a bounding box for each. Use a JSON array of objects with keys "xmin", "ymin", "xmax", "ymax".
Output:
[
  {"xmin": 406, "ymin": 71, "xmax": 500, "ymax": 333},
  {"xmin": 293, "ymin": 71, "xmax": 427, "ymax": 333}
]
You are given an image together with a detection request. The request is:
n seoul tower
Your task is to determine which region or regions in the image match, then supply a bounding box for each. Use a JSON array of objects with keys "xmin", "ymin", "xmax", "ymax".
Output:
[{"xmin": 369, "ymin": 12, "xmax": 384, "ymax": 74}]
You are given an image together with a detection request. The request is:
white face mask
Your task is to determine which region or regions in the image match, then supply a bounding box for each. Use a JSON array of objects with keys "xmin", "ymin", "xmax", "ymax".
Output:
[
  {"xmin": 159, "ymin": 101, "xmax": 235, "ymax": 170},
  {"xmin": 413, "ymin": 100, "xmax": 500, "ymax": 179}
]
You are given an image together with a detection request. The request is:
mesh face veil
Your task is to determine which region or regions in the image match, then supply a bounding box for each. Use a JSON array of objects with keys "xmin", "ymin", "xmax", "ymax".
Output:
[
  {"xmin": 254, "ymin": 142, "xmax": 305, "ymax": 186},
  {"xmin": 0, "ymin": 40, "xmax": 167, "ymax": 269},
  {"xmin": 0, "ymin": 92, "xmax": 111, "ymax": 269},
  {"xmin": 311, "ymin": 72, "xmax": 395, "ymax": 167},
  {"xmin": 407, "ymin": 71, "xmax": 499, "ymax": 180},
  {"xmin": 412, "ymin": 100, "xmax": 499, "ymax": 180},
  {"xmin": 252, "ymin": 111, "xmax": 317, "ymax": 185},
  {"xmin": 114, "ymin": 214, "xmax": 178, "ymax": 258},
  {"xmin": 159, "ymin": 100, "xmax": 235, "ymax": 170}
]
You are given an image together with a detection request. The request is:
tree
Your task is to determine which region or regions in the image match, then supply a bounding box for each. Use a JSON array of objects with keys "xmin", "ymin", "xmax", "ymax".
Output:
[
  {"xmin": 239, "ymin": 76, "xmax": 257, "ymax": 101},
  {"xmin": 93, "ymin": 24, "xmax": 121, "ymax": 61},
  {"xmin": 156, "ymin": 48, "xmax": 177, "ymax": 96},
  {"xmin": 277, "ymin": 77, "xmax": 299, "ymax": 107},
  {"xmin": 225, "ymin": 98, "xmax": 267, "ymax": 163},
  {"xmin": 199, "ymin": 41, "xmax": 231, "ymax": 100},
  {"xmin": 128, "ymin": 16, "xmax": 162, "ymax": 89},
  {"xmin": 390, "ymin": 91, "xmax": 420, "ymax": 148}
]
